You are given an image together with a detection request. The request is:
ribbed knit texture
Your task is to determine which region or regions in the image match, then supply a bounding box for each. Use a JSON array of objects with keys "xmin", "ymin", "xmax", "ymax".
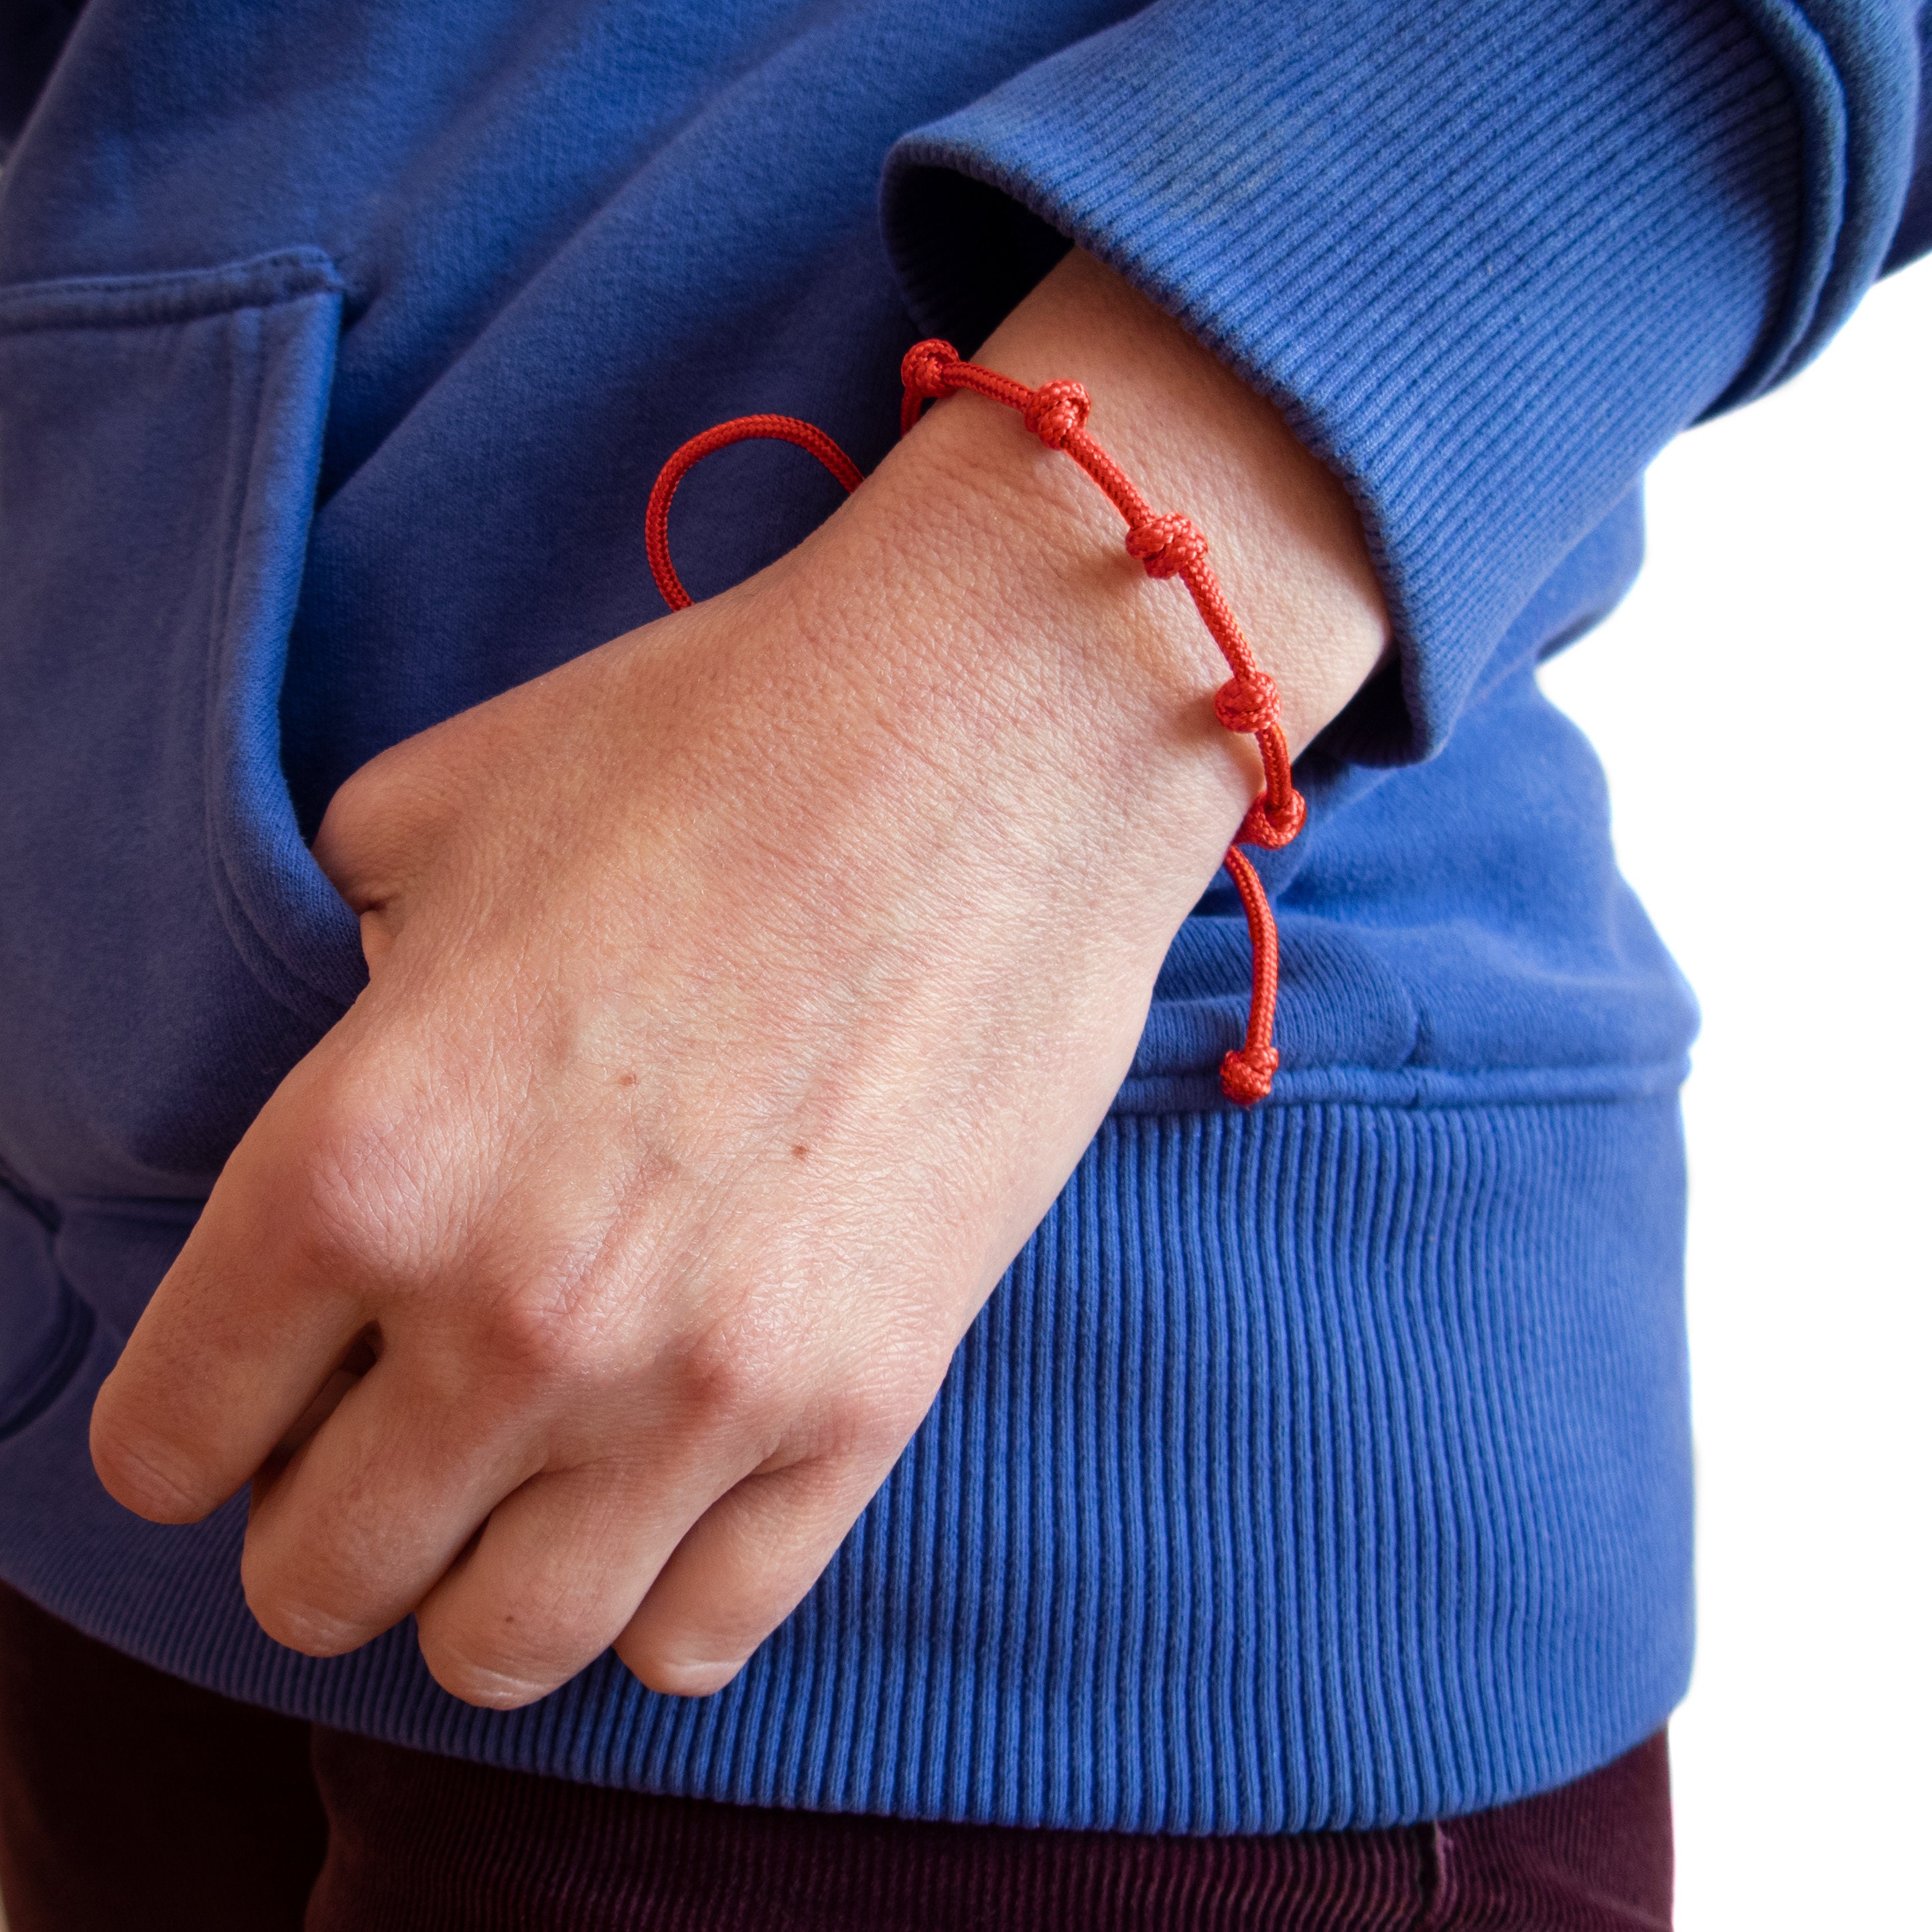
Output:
[{"xmin": 0, "ymin": 1101, "xmax": 1692, "ymax": 1832}]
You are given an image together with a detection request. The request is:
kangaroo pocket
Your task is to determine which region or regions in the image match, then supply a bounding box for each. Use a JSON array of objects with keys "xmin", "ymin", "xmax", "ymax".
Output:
[{"xmin": 0, "ymin": 249, "xmax": 367, "ymax": 1202}]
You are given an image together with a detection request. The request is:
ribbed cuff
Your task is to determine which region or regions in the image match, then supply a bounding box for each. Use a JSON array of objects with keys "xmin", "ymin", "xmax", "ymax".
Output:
[{"xmin": 882, "ymin": 0, "xmax": 1806, "ymax": 760}]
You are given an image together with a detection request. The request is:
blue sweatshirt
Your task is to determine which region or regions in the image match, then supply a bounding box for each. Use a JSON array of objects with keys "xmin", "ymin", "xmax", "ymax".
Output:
[{"xmin": 0, "ymin": 0, "xmax": 1925, "ymax": 1832}]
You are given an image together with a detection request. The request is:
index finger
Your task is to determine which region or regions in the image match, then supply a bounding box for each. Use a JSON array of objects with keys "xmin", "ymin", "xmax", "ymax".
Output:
[{"xmin": 89, "ymin": 1068, "xmax": 372, "ymax": 1523}]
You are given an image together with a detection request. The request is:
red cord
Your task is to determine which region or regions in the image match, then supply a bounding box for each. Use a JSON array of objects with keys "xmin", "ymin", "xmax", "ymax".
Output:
[
  {"xmin": 644, "ymin": 342, "xmax": 1306, "ymax": 1105},
  {"xmin": 646, "ymin": 414, "xmax": 864, "ymax": 610}
]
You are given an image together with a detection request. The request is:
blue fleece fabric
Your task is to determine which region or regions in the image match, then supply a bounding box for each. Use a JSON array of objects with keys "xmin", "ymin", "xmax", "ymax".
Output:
[{"xmin": 0, "ymin": 0, "xmax": 1925, "ymax": 1830}]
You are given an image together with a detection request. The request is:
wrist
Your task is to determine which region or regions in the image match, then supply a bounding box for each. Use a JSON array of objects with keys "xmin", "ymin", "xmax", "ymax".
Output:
[
  {"xmin": 740, "ymin": 249, "xmax": 1388, "ymax": 914},
  {"xmin": 930, "ymin": 249, "xmax": 1391, "ymax": 758},
  {"xmin": 724, "ymin": 407, "xmax": 1251, "ymax": 947}
]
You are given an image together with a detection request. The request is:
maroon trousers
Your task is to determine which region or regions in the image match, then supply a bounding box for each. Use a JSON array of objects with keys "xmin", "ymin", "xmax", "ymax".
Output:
[{"xmin": 0, "ymin": 1580, "xmax": 1672, "ymax": 1930}]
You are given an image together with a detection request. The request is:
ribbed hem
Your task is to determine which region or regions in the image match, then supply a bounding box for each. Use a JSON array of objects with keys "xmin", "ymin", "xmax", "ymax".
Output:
[
  {"xmin": 1, "ymin": 1097, "xmax": 1692, "ymax": 1833},
  {"xmin": 882, "ymin": 0, "xmax": 1805, "ymax": 760}
]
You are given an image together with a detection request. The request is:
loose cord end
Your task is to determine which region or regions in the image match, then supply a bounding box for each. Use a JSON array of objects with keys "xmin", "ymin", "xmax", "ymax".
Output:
[{"xmin": 1219, "ymin": 845, "xmax": 1282, "ymax": 1107}]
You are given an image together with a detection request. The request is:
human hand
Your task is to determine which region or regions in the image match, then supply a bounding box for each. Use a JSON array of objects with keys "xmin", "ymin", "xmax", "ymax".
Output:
[{"xmin": 88, "ymin": 252, "xmax": 1387, "ymax": 1706}]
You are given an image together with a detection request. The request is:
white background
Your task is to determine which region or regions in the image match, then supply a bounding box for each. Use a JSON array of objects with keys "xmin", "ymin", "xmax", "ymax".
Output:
[{"xmin": 1539, "ymin": 261, "xmax": 1931, "ymax": 1927}]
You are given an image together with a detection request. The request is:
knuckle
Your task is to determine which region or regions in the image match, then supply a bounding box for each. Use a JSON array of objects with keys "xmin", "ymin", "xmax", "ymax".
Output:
[
  {"xmin": 622, "ymin": 1644, "xmax": 750, "ymax": 1700},
  {"xmin": 240, "ymin": 1581, "xmax": 368, "ymax": 1659},
  {"xmin": 316, "ymin": 757, "xmax": 382, "ymax": 849},
  {"xmin": 674, "ymin": 1322, "xmax": 787, "ymax": 1435},
  {"xmin": 88, "ymin": 1410, "xmax": 216, "ymax": 1524},
  {"xmin": 813, "ymin": 1333, "xmax": 945, "ymax": 1463},
  {"xmin": 238, "ymin": 1539, "xmax": 380, "ymax": 1659},
  {"xmin": 281, "ymin": 1071, "xmax": 433, "ymax": 1287},
  {"xmin": 466, "ymin": 1282, "xmax": 605, "ymax": 1392},
  {"xmin": 312, "ymin": 746, "xmax": 429, "ymax": 905},
  {"xmin": 813, "ymin": 1386, "xmax": 910, "ymax": 1465},
  {"xmin": 414, "ymin": 1616, "xmax": 577, "ymax": 1712}
]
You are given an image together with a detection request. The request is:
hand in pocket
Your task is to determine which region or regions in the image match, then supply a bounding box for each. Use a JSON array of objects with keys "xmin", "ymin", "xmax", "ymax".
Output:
[{"xmin": 88, "ymin": 253, "xmax": 1385, "ymax": 1705}]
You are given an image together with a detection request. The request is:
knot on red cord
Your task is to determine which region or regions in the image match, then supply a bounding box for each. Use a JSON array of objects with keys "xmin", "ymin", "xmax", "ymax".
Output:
[
  {"xmin": 1213, "ymin": 673, "xmax": 1281, "ymax": 736},
  {"xmin": 1125, "ymin": 513, "xmax": 1208, "ymax": 580},
  {"xmin": 901, "ymin": 338, "xmax": 961, "ymax": 399},
  {"xmin": 1237, "ymin": 786, "xmax": 1308, "ymax": 851},
  {"xmin": 1220, "ymin": 1044, "xmax": 1281, "ymax": 1107},
  {"xmin": 1022, "ymin": 379, "xmax": 1091, "ymax": 450}
]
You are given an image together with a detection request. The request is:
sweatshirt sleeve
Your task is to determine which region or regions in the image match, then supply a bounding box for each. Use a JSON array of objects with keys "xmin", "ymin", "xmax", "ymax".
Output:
[{"xmin": 880, "ymin": 0, "xmax": 1926, "ymax": 763}]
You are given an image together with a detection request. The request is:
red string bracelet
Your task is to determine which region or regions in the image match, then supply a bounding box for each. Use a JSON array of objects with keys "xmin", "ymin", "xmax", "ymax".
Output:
[{"xmin": 642, "ymin": 340, "xmax": 1306, "ymax": 1106}]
